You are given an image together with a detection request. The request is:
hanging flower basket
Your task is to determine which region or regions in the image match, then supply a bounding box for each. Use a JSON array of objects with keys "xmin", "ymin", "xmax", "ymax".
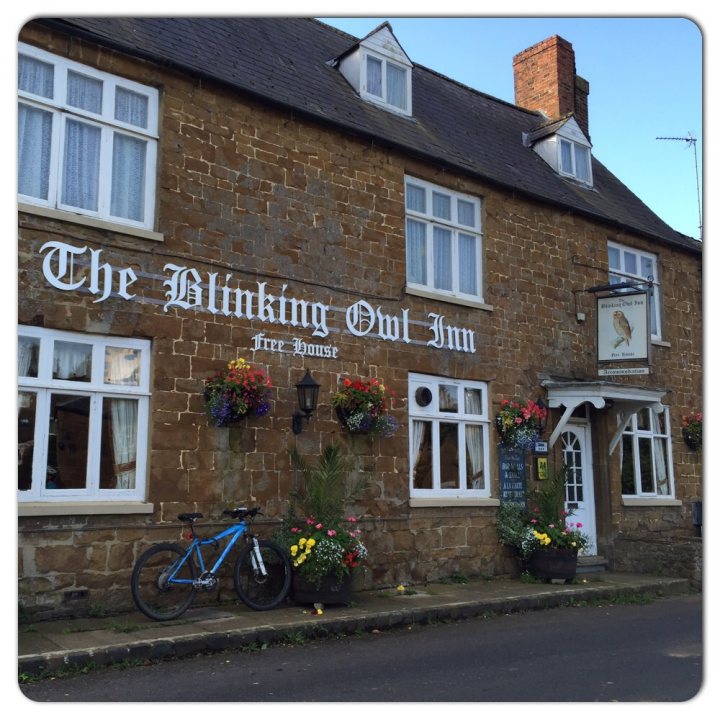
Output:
[
  {"xmin": 332, "ymin": 377, "xmax": 398, "ymax": 436},
  {"xmin": 495, "ymin": 398, "xmax": 547, "ymax": 450},
  {"xmin": 203, "ymin": 358, "xmax": 272, "ymax": 427},
  {"xmin": 681, "ymin": 412, "xmax": 702, "ymax": 450}
]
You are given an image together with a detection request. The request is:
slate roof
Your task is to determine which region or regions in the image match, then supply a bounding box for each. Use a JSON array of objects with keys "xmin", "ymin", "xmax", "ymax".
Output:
[{"xmin": 35, "ymin": 16, "xmax": 700, "ymax": 254}]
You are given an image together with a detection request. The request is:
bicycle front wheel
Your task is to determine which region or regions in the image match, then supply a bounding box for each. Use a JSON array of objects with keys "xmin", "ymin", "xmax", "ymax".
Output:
[
  {"xmin": 233, "ymin": 539, "xmax": 291, "ymax": 610},
  {"xmin": 131, "ymin": 543, "xmax": 197, "ymax": 621}
]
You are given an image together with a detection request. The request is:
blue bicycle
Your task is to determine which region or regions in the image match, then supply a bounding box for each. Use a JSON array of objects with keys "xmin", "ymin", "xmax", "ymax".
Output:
[{"xmin": 131, "ymin": 506, "xmax": 291, "ymax": 620}]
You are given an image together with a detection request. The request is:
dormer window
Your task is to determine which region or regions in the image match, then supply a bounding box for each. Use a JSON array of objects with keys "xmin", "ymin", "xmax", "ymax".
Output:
[
  {"xmin": 364, "ymin": 52, "xmax": 409, "ymax": 112},
  {"xmin": 525, "ymin": 115, "xmax": 593, "ymax": 187},
  {"xmin": 334, "ymin": 22, "xmax": 413, "ymax": 117},
  {"xmin": 559, "ymin": 138, "xmax": 591, "ymax": 183}
]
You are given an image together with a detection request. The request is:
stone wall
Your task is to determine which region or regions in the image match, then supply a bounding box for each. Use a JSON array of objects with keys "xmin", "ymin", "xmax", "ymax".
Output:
[{"xmin": 17, "ymin": 23, "xmax": 703, "ymax": 617}]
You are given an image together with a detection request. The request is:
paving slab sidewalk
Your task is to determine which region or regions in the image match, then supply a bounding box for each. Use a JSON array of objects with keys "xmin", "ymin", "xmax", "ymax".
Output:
[{"xmin": 18, "ymin": 572, "xmax": 693, "ymax": 677}]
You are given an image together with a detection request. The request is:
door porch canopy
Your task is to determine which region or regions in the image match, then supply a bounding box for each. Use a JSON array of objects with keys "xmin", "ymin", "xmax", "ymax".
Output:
[{"xmin": 541, "ymin": 380, "xmax": 668, "ymax": 453}]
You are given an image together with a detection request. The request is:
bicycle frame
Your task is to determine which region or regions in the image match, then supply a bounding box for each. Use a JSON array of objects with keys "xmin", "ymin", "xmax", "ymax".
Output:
[{"xmin": 168, "ymin": 521, "xmax": 251, "ymax": 585}]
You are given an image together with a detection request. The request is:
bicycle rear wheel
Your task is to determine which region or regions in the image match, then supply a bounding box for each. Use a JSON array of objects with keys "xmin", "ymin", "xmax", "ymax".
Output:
[
  {"xmin": 233, "ymin": 539, "xmax": 291, "ymax": 610},
  {"xmin": 131, "ymin": 543, "xmax": 197, "ymax": 621}
]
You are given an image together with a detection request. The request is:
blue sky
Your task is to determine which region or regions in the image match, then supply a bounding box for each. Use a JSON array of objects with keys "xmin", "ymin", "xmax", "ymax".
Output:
[{"xmin": 320, "ymin": 16, "xmax": 703, "ymax": 241}]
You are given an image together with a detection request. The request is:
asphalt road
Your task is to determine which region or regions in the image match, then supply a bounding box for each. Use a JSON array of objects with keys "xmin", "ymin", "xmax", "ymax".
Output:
[{"xmin": 20, "ymin": 594, "xmax": 702, "ymax": 702}]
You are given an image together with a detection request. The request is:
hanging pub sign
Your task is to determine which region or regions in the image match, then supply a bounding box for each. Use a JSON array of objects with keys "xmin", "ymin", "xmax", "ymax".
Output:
[{"xmin": 596, "ymin": 291, "xmax": 650, "ymax": 375}]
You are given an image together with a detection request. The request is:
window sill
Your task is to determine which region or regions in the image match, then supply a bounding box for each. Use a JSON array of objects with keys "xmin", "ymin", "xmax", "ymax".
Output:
[
  {"xmin": 19, "ymin": 501, "xmax": 154, "ymax": 517},
  {"xmin": 18, "ymin": 203, "xmax": 164, "ymax": 243},
  {"xmin": 410, "ymin": 497, "xmax": 499, "ymax": 508},
  {"xmin": 651, "ymin": 339, "xmax": 671, "ymax": 348},
  {"xmin": 405, "ymin": 286, "xmax": 493, "ymax": 311},
  {"xmin": 621, "ymin": 497, "xmax": 681, "ymax": 507}
]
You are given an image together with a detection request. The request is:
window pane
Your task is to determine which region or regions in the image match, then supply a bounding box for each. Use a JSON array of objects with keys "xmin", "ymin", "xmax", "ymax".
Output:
[
  {"xmin": 623, "ymin": 251, "xmax": 638, "ymax": 276},
  {"xmin": 458, "ymin": 233, "xmax": 478, "ymax": 295},
  {"xmin": 560, "ymin": 140, "xmax": 573, "ymax": 173},
  {"xmin": 608, "ymin": 246, "xmax": 620, "ymax": 271},
  {"xmin": 439, "ymin": 423, "xmax": 459, "ymax": 489},
  {"xmin": 406, "ymin": 183, "xmax": 426, "ymax": 213},
  {"xmin": 18, "ymin": 104, "xmax": 52, "ymax": 200},
  {"xmin": 47, "ymin": 394, "xmax": 90, "ymax": 490},
  {"xmin": 104, "ymin": 347, "xmax": 141, "ymax": 386},
  {"xmin": 406, "ymin": 219, "xmax": 427, "ymax": 285},
  {"xmin": 62, "ymin": 119, "xmax": 101, "ymax": 211},
  {"xmin": 641, "ymin": 256, "xmax": 654, "ymax": 281},
  {"xmin": 575, "ymin": 145, "xmax": 590, "ymax": 181},
  {"xmin": 636, "ymin": 408, "xmax": 651, "ymax": 431},
  {"xmin": 433, "ymin": 227, "xmax": 452, "ymax": 290},
  {"xmin": 465, "ymin": 424, "xmax": 485, "ymax": 490},
  {"xmin": 621, "ymin": 435, "xmax": 635, "ymax": 494},
  {"xmin": 100, "ymin": 398, "xmax": 138, "ymax": 489},
  {"xmin": 411, "ymin": 420, "xmax": 433, "ymax": 489},
  {"xmin": 18, "ymin": 54, "xmax": 54, "ymax": 98},
  {"xmin": 53, "ymin": 340, "xmax": 92, "ymax": 382},
  {"xmin": 439, "ymin": 384, "xmax": 458, "ymax": 412},
  {"xmin": 18, "ymin": 336, "xmax": 40, "ymax": 378},
  {"xmin": 654, "ymin": 437, "xmax": 670, "ymax": 495},
  {"xmin": 111, "ymin": 133, "xmax": 147, "ymax": 221},
  {"xmin": 464, "ymin": 388, "xmax": 483, "ymax": 415},
  {"xmin": 638, "ymin": 437, "xmax": 654, "ymax": 493},
  {"xmin": 18, "ymin": 391, "xmax": 36, "ymax": 491},
  {"xmin": 367, "ymin": 56, "xmax": 382, "ymax": 97},
  {"xmin": 432, "ymin": 191, "xmax": 451, "ymax": 220},
  {"xmin": 115, "ymin": 87, "xmax": 149, "ymax": 128},
  {"xmin": 67, "ymin": 71, "xmax": 103, "ymax": 113},
  {"xmin": 386, "ymin": 63, "xmax": 406, "ymax": 109},
  {"xmin": 457, "ymin": 199, "xmax": 475, "ymax": 227}
]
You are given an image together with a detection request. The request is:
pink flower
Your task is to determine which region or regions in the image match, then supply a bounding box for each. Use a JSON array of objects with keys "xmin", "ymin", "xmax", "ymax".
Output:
[
  {"xmin": 576, "ymin": 522, "xmax": 583, "ymax": 528},
  {"xmin": 306, "ymin": 517, "xmax": 315, "ymax": 525},
  {"xmin": 327, "ymin": 529, "xmax": 337, "ymax": 537},
  {"xmin": 347, "ymin": 516, "xmax": 357, "ymax": 523},
  {"xmin": 548, "ymin": 524, "xmax": 555, "ymax": 529},
  {"xmin": 530, "ymin": 518, "xmax": 538, "ymax": 524},
  {"xmin": 315, "ymin": 523, "xmax": 323, "ymax": 530},
  {"xmin": 291, "ymin": 527, "xmax": 300, "ymax": 533}
]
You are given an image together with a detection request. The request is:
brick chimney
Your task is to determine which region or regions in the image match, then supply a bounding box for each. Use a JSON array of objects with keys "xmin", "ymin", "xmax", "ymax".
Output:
[{"xmin": 513, "ymin": 35, "xmax": 590, "ymax": 138}]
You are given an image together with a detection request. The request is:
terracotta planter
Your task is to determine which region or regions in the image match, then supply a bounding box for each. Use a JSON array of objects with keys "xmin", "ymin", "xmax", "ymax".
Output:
[
  {"xmin": 524, "ymin": 547, "xmax": 578, "ymax": 581},
  {"xmin": 291, "ymin": 572, "xmax": 353, "ymax": 605}
]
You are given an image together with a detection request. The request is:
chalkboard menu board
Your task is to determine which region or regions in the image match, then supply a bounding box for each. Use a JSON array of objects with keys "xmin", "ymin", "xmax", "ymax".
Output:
[{"xmin": 498, "ymin": 447, "xmax": 526, "ymax": 504}]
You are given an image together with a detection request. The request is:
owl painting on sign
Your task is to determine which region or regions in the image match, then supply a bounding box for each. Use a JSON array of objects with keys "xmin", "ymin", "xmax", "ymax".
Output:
[{"xmin": 613, "ymin": 310, "xmax": 633, "ymax": 346}]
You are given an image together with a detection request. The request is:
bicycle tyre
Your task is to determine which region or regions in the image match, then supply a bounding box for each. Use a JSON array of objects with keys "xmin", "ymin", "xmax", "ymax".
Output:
[
  {"xmin": 233, "ymin": 538, "xmax": 291, "ymax": 611},
  {"xmin": 131, "ymin": 542, "xmax": 197, "ymax": 621}
]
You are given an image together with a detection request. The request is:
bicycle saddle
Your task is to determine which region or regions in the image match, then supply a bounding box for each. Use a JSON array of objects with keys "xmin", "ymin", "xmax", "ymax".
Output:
[{"xmin": 178, "ymin": 512, "xmax": 203, "ymax": 522}]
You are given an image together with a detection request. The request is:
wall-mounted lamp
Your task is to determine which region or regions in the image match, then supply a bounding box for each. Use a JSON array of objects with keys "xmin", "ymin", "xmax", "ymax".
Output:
[{"xmin": 292, "ymin": 370, "xmax": 320, "ymax": 434}]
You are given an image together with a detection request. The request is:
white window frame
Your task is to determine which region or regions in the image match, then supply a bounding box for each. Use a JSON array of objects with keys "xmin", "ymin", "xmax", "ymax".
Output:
[
  {"xmin": 558, "ymin": 138, "xmax": 592, "ymax": 184},
  {"xmin": 608, "ymin": 240, "xmax": 662, "ymax": 340},
  {"xmin": 619, "ymin": 407, "xmax": 675, "ymax": 499},
  {"xmin": 361, "ymin": 49, "xmax": 411, "ymax": 115},
  {"xmin": 18, "ymin": 42, "xmax": 158, "ymax": 231},
  {"xmin": 408, "ymin": 373, "xmax": 491, "ymax": 499},
  {"xmin": 405, "ymin": 176, "xmax": 484, "ymax": 304},
  {"xmin": 18, "ymin": 326, "xmax": 151, "ymax": 503}
]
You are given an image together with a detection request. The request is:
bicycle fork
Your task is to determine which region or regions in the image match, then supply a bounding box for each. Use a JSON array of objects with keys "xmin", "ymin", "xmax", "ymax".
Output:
[{"xmin": 249, "ymin": 536, "xmax": 268, "ymax": 580}]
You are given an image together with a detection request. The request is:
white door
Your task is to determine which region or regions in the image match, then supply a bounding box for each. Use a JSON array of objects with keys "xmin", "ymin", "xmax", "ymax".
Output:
[{"xmin": 561, "ymin": 423, "xmax": 597, "ymax": 556}]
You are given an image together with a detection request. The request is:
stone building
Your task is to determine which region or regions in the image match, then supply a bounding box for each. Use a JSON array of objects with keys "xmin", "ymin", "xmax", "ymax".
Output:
[{"xmin": 17, "ymin": 18, "xmax": 702, "ymax": 617}]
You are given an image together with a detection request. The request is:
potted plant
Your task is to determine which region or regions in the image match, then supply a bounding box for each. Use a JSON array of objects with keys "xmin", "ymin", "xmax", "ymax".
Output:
[
  {"xmin": 277, "ymin": 446, "xmax": 369, "ymax": 604},
  {"xmin": 331, "ymin": 376, "xmax": 398, "ymax": 436},
  {"xmin": 496, "ymin": 467, "xmax": 589, "ymax": 581},
  {"xmin": 495, "ymin": 398, "xmax": 547, "ymax": 450},
  {"xmin": 681, "ymin": 411, "xmax": 702, "ymax": 450},
  {"xmin": 203, "ymin": 358, "xmax": 272, "ymax": 427}
]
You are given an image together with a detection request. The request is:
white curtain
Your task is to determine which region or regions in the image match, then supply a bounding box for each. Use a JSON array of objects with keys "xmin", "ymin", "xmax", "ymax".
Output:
[
  {"xmin": 386, "ymin": 63, "xmax": 406, "ymax": 109},
  {"xmin": 652, "ymin": 410, "xmax": 669, "ymax": 495},
  {"xmin": 465, "ymin": 425, "xmax": 484, "ymax": 490},
  {"xmin": 458, "ymin": 233, "xmax": 477, "ymax": 295},
  {"xmin": 109, "ymin": 398, "xmax": 138, "ymax": 489},
  {"xmin": 111, "ymin": 133, "xmax": 146, "ymax": 221},
  {"xmin": 66, "ymin": 70, "xmax": 103, "ymax": 113},
  {"xmin": 18, "ymin": 337, "xmax": 36, "ymax": 377},
  {"xmin": 115, "ymin": 87, "xmax": 149, "ymax": 128},
  {"xmin": 18, "ymin": 104, "xmax": 52, "ymax": 200},
  {"xmin": 560, "ymin": 140, "xmax": 573, "ymax": 174},
  {"xmin": 411, "ymin": 420, "xmax": 428, "ymax": 488},
  {"xmin": 433, "ymin": 227, "xmax": 452, "ymax": 290},
  {"xmin": 406, "ymin": 219, "xmax": 427, "ymax": 285},
  {"xmin": 105, "ymin": 347, "xmax": 140, "ymax": 386},
  {"xmin": 62, "ymin": 119, "xmax": 101, "ymax": 211},
  {"xmin": 53, "ymin": 341, "xmax": 91, "ymax": 380},
  {"xmin": 367, "ymin": 56, "xmax": 382, "ymax": 97}
]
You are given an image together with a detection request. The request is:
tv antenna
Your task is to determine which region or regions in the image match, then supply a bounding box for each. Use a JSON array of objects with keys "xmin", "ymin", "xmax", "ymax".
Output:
[{"xmin": 656, "ymin": 133, "xmax": 702, "ymax": 240}]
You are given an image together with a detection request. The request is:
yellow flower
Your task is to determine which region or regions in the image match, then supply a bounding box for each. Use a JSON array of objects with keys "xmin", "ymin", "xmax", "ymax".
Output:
[
  {"xmin": 299, "ymin": 538, "xmax": 306, "ymax": 546},
  {"xmin": 306, "ymin": 538, "xmax": 316, "ymax": 548},
  {"xmin": 290, "ymin": 545, "xmax": 298, "ymax": 556},
  {"xmin": 397, "ymin": 585, "xmax": 405, "ymax": 593}
]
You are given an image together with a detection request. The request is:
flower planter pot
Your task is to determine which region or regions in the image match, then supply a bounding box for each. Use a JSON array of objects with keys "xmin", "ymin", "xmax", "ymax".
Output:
[
  {"xmin": 524, "ymin": 547, "xmax": 578, "ymax": 581},
  {"xmin": 682, "ymin": 428, "xmax": 701, "ymax": 451},
  {"xmin": 291, "ymin": 572, "xmax": 353, "ymax": 605}
]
